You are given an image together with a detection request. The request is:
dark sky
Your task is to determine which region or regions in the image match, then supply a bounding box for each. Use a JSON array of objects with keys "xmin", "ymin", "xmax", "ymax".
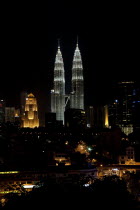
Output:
[{"xmin": 1, "ymin": 2, "xmax": 140, "ymax": 124}]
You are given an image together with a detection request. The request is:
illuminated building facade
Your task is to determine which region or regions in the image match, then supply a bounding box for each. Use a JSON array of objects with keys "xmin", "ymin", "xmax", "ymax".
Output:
[
  {"xmin": 104, "ymin": 105, "xmax": 109, "ymax": 128},
  {"xmin": 70, "ymin": 42, "xmax": 84, "ymax": 110},
  {"xmin": 108, "ymin": 81, "xmax": 140, "ymax": 135},
  {"xmin": 51, "ymin": 43, "xmax": 65, "ymax": 124},
  {"xmin": 23, "ymin": 93, "xmax": 39, "ymax": 128},
  {"xmin": 119, "ymin": 146, "xmax": 135, "ymax": 165}
]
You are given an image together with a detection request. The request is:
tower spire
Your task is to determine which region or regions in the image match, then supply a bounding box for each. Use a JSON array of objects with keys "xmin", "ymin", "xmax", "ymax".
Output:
[
  {"xmin": 76, "ymin": 36, "xmax": 79, "ymax": 47},
  {"xmin": 58, "ymin": 38, "xmax": 60, "ymax": 49},
  {"xmin": 51, "ymin": 39, "xmax": 65, "ymax": 124}
]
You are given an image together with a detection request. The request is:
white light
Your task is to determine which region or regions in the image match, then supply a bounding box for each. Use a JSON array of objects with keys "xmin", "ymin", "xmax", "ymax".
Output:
[
  {"xmin": 23, "ymin": 184, "xmax": 35, "ymax": 189},
  {"xmin": 83, "ymin": 184, "xmax": 90, "ymax": 187},
  {"xmin": 87, "ymin": 124, "xmax": 91, "ymax": 128}
]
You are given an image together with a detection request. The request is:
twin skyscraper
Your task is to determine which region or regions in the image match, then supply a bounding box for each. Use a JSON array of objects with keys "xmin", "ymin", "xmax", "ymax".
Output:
[{"xmin": 51, "ymin": 40, "xmax": 84, "ymax": 124}]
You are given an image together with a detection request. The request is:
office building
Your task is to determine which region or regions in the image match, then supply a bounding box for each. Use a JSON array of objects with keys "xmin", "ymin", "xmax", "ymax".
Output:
[
  {"xmin": 22, "ymin": 93, "xmax": 39, "ymax": 128},
  {"xmin": 5, "ymin": 107, "xmax": 15, "ymax": 123},
  {"xmin": 65, "ymin": 108, "xmax": 86, "ymax": 129},
  {"xmin": 0, "ymin": 100, "xmax": 5, "ymax": 123},
  {"xmin": 86, "ymin": 105, "xmax": 109, "ymax": 129},
  {"xmin": 108, "ymin": 81, "xmax": 140, "ymax": 135}
]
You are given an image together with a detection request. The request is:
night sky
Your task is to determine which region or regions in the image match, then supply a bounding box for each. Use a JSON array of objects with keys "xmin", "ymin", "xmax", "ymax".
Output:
[{"xmin": 1, "ymin": 2, "xmax": 140, "ymax": 124}]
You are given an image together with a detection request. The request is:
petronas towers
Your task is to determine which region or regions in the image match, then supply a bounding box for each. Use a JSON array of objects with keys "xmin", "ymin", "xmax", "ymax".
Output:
[
  {"xmin": 51, "ymin": 40, "xmax": 84, "ymax": 124},
  {"xmin": 70, "ymin": 43, "xmax": 84, "ymax": 110},
  {"xmin": 51, "ymin": 43, "xmax": 65, "ymax": 124}
]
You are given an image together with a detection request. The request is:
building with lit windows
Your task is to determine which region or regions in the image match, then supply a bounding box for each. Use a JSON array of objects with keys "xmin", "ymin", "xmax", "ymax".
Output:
[
  {"xmin": 5, "ymin": 107, "xmax": 15, "ymax": 123},
  {"xmin": 22, "ymin": 93, "xmax": 39, "ymax": 128},
  {"xmin": 0, "ymin": 100, "xmax": 5, "ymax": 123},
  {"xmin": 86, "ymin": 105, "xmax": 109, "ymax": 129},
  {"xmin": 65, "ymin": 108, "xmax": 86, "ymax": 129},
  {"xmin": 119, "ymin": 146, "xmax": 136, "ymax": 165},
  {"xmin": 51, "ymin": 39, "xmax": 85, "ymax": 125},
  {"xmin": 86, "ymin": 106, "xmax": 94, "ymax": 128},
  {"xmin": 51, "ymin": 42, "xmax": 65, "ymax": 125},
  {"xmin": 70, "ymin": 41, "xmax": 84, "ymax": 110},
  {"xmin": 108, "ymin": 81, "xmax": 140, "ymax": 135}
]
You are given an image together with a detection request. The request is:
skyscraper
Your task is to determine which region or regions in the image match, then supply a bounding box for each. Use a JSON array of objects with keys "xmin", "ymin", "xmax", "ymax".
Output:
[
  {"xmin": 51, "ymin": 43, "xmax": 65, "ymax": 124},
  {"xmin": 70, "ymin": 41, "xmax": 84, "ymax": 110},
  {"xmin": 108, "ymin": 81, "xmax": 140, "ymax": 135},
  {"xmin": 22, "ymin": 93, "xmax": 39, "ymax": 128},
  {"xmin": 0, "ymin": 100, "xmax": 5, "ymax": 123},
  {"xmin": 86, "ymin": 105, "xmax": 109, "ymax": 129},
  {"xmin": 5, "ymin": 107, "xmax": 15, "ymax": 123}
]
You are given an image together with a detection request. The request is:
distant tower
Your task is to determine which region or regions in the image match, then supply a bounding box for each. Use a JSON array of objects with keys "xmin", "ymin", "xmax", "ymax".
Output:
[
  {"xmin": 51, "ymin": 41, "xmax": 65, "ymax": 124},
  {"xmin": 20, "ymin": 91, "xmax": 28, "ymax": 116},
  {"xmin": 70, "ymin": 40, "xmax": 84, "ymax": 110},
  {"xmin": 5, "ymin": 107, "xmax": 15, "ymax": 123},
  {"xmin": 0, "ymin": 99, "xmax": 5, "ymax": 123},
  {"xmin": 104, "ymin": 105, "xmax": 109, "ymax": 128},
  {"xmin": 108, "ymin": 81, "xmax": 140, "ymax": 135},
  {"xmin": 20, "ymin": 91, "xmax": 28, "ymax": 126},
  {"xmin": 86, "ymin": 106, "xmax": 94, "ymax": 128},
  {"xmin": 23, "ymin": 93, "xmax": 39, "ymax": 128}
]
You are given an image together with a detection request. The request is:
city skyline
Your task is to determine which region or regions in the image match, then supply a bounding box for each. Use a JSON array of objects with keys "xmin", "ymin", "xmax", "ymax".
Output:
[
  {"xmin": 1, "ymin": 36, "xmax": 140, "ymax": 107},
  {"xmin": 1, "ymin": 3, "xmax": 140, "ymax": 109},
  {"xmin": 0, "ymin": 3, "xmax": 140, "ymax": 208}
]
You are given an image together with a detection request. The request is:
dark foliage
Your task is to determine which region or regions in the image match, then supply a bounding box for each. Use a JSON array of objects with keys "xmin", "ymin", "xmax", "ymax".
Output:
[{"xmin": 2, "ymin": 175, "xmax": 139, "ymax": 209}]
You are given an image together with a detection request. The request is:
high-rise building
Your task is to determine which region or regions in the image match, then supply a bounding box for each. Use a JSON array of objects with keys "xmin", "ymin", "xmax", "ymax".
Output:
[
  {"xmin": 108, "ymin": 81, "xmax": 140, "ymax": 135},
  {"xmin": 104, "ymin": 105, "xmax": 109, "ymax": 128},
  {"xmin": 22, "ymin": 93, "xmax": 39, "ymax": 128},
  {"xmin": 20, "ymin": 91, "xmax": 28, "ymax": 126},
  {"xmin": 20, "ymin": 91, "xmax": 28, "ymax": 115},
  {"xmin": 86, "ymin": 106, "xmax": 94, "ymax": 128},
  {"xmin": 70, "ymin": 42, "xmax": 84, "ymax": 110},
  {"xmin": 5, "ymin": 107, "xmax": 15, "ymax": 123},
  {"xmin": 86, "ymin": 105, "xmax": 109, "ymax": 129},
  {"xmin": 51, "ymin": 43, "xmax": 65, "ymax": 124},
  {"xmin": 65, "ymin": 108, "xmax": 86, "ymax": 129},
  {"xmin": 45, "ymin": 112, "xmax": 56, "ymax": 128},
  {"xmin": 0, "ymin": 100, "xmax": 5, "ymax": 123}
]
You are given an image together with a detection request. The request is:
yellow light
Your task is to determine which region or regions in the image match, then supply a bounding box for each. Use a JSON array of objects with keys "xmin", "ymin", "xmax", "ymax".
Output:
[
  {"xmin": 0, "ymin": 171, "xmax": 19, "ymax": 174},
  {"xmin": 0, "ymin": 190, "xmax": 20, "ymax": 194},
  {"xmin": 81, "ymin": 111, "xmax": 85, "ymax": 114}
]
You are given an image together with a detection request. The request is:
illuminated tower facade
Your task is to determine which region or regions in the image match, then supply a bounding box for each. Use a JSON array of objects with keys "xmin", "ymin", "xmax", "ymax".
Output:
[
  {"xmin": 70, "ymin": 42, "xmax": 84, "ymax": 110},
  {"xmin": 51, "ymin": 43, "xmax": 65, "ymax": 124},
  {"xmin": 104, "ymin": 105, "xmax": 109, "ymax": 128},
  {"xmin": 23, "ymin": 93, "xmax": 39, "ymax": 128}
]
